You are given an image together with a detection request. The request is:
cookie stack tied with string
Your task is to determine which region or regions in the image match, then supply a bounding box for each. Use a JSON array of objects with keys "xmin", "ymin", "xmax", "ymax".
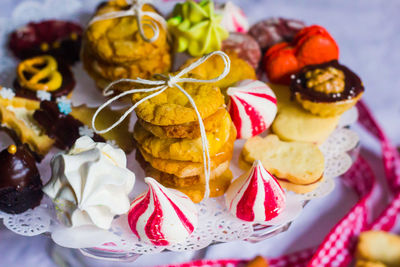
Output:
[
  {"xmin": 93, "ymin": 51, "xmax": 236, "ymax": 203},
  {"xmin": 82, "ymin": 0, "xmax": 171, "ymax": 91}
]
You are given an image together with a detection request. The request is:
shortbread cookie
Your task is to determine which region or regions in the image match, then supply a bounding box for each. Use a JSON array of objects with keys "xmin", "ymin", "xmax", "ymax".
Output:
[
  {"xmin": 133, "ymin": 113, "xmax": 231, "ymax": 162},
  {"xmin": 271, "ymin": 84, "xmax": 340, "ymax": 144},
  {"xmin": 137, "ymin": 125, "xmax": 236, "ymax": 177},
  {"xmin": 131, "ymin": 75, "xmax": 225, "ymax": 126},
  {"xmin": 138, "ymin": 107, "xmax": 227, "ymax": 139},
  {"xmin": 71, "ymin": 105, "xmax": 134, "ymax": 153},
  {"xmin": 180, "ymin": 52, "xmax": 257, "ymax": 91},
  {"xmin": 356, "ymin": 231, "xmax": 400, "ymax": 266},
  {"xmin": 241, "ymin": 134, "xmax": 324, "ymax": 186},
  {"xmin": 238, "ymin": 153, "xmax": 322, "ymax": 194}
]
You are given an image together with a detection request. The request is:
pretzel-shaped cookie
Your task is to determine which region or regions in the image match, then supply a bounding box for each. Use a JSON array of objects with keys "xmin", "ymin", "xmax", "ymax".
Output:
[{"xmin": 17, "ymin": 55, "xmax": 62, "ymax": 91}]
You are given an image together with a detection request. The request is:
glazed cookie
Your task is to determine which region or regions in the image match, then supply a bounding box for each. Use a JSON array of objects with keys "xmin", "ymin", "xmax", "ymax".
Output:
[
  {"xmin": 137, "ymin": 125, "xmax": 236, "ymax": 177},
  {"xmin": 241, "ymin": 134, "xmax": 324, "ymax": 193},
  {"xmin": 180, "ymin": 52, "xmax": 256, "ymax": 91},
  {"xmin": 356, "ymin": 231, "xmax": 400, "ymax": 266},
  {"xmin": 133, "ymin": 112, "xmax": 231, "ymax": 162},
  {"xmin": 271, "ymin": 84, "xmax": 340, "ymax": 144},
  {"xmin": 131, "ymin": 75, "xmax": 225, "ymax": 126},
  {"xmin": 85, "ymin": 1, "xmax": 170, "ymax": 64}
]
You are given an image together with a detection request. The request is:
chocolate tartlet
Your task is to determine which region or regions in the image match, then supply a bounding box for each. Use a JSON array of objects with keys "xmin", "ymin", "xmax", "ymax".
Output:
[
  {"xmin": 0, "ymin": 145, "xmax": 43, "ymax": 214},
  {"xmin": 33, "ymin": 101, "xmax": 105, "ymax": 150},
  {"xmin": 13, "ymin": 55, "xmax": 75, "ymax": 101},
  {"xmin": 290, "ymin": 60, "xmax": 364, "ymax": 116},
  {"xmin": 9, "ymin": 20, "xmax": 83, "ymax": 64}
]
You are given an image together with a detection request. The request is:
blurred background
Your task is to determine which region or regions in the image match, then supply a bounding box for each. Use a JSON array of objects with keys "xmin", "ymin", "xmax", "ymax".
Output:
[{"xmin": 0, "ymin": 0, "xmax": 399, "ymax": 266}]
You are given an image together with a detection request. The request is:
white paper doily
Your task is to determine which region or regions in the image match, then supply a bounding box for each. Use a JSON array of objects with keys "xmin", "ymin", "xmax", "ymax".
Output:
[{"xmin": 0, "ymin": 0, "xmax": 360, "ymax": 259}]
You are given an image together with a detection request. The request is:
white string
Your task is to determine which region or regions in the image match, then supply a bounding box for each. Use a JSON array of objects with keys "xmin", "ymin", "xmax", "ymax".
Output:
[
  {"xmin": 88, "ymin": 0, "xmax": 166, "ymax": 43},
  {"xmin": 92, "ymin": 51, "xmax": 231, "ymax": 200}
]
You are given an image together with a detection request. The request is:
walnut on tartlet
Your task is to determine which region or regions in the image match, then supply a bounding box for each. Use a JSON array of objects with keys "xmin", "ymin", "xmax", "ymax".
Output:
[{"xmin": 290, "ymin": 60, "xmax": 364, "ymax": 117}]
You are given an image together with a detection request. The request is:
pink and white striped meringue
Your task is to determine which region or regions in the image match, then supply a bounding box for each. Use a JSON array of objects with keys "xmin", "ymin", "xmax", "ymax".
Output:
[
  {"xmin": 225, "ymin": 160, "xmax": 286, "ymax": 222},
  {"xmin": 217, "ymin": 1, "xmax": 249, "ymax": 33},
  {"xmin": 128, "ymin": 178, "xmax": 198, "ymax": 246},
  {"xmin": 227, "ymin": 80, "xmax": 277, "ymax": 139}
]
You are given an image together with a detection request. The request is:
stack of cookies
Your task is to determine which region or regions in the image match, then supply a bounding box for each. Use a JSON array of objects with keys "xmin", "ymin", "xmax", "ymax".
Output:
[
  {"xmin": 82, "ymin": 0, "xmax": 171, "ymax": 90},
  {"xmin": 133, "ymin": 77, "xmax": 236, "ymax": 203}
]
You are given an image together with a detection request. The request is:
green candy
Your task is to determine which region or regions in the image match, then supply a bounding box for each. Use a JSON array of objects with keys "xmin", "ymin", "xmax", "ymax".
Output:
[{"xmin": 168, "ymin": 0, "xmax": 229, "ymax": 57}]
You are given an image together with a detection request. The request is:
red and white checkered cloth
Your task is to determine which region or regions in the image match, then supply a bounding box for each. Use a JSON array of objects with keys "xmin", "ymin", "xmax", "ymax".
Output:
[{"xmin": 160, "ymin": 101, "xmax": 400, "ymax": 267}]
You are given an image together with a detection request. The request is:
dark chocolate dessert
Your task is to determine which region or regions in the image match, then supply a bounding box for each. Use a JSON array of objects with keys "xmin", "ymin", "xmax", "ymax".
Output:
[
  {"xmin": 0, "ymin": 145, "xmax": 43, "ymax": 214},
  {"xmin": 33, "ymin": 101, "xmax": 105, "ymax": 150}
]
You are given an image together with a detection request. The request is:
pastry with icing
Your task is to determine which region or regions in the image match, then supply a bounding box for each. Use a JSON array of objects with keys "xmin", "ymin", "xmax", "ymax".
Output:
[
  {"xmin": 128, "ymin": 177, "xmax": 198, "ymax": 245},
  {"xmin": 226, "ymin": 160, "xmax": 286, "ymax": 222},
  {"xmin": 216, "ymin": 1, "xmax": 249, "ymax": 33},
  {"xmin": 82, "ymin": 0, "xmax": 171, "ymax": 90},
  {"xmin": 13, "ymin": 55, "xmax": 75, "ymax": 102},
  {"xmin": 43, "ymin": 136, "xmax": 135, "ymax": 229},
  {"xmin": 271, "ymin": 84, "xmax": 340, "ymax": 144},
  {"xmin": 240, "ymin": 134, "xmax": 324, "ymax": 194},
  {"xmin": 0, "ymin": 145, "xmax": 43, "ymax": 214},
  {"xmin": 227, "ymin": 80, "xmax": 277, "ymax": 139},
  {"xmin": 291, "ymin": 60, "xmax": 364, "ymax": 117},
  {"xmin": 9, "ymin": 20, "xmax": 83, "ymax": 64},
  {"xmin": 0, "ymin": 86, "xmax": 54, "ymax": 160},
  {"xmin": 168, "ymin": 0, "xmax": 229, "ymax": 57}
]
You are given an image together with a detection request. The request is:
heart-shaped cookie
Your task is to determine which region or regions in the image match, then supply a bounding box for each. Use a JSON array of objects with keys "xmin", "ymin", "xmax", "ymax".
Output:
[
  {"xmin": 264, "ymin": 25, "xmax": 339, "ymax": 84},
  {"xmin": 240, "ymin": 134, "xmax": 324, "ymax": 193}
]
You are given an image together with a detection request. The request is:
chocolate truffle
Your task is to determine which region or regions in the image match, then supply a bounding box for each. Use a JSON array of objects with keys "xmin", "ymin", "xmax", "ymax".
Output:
[{"xmin": 0, "ymin": 145, "xmax": 43, "ymax": 214}]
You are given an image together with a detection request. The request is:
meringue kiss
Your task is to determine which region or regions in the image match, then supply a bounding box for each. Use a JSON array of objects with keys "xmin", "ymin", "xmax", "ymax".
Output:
[
  {"xmin": 227, "ymin": 80, "xmax": 277, "ymax": 139},
  {"xmin": 128, "ymin": 178, "xmax": 198, "ymax": 246},
  {"xmin": 225, "ymin": 160, "xmax": 286, "ymax": 222}
]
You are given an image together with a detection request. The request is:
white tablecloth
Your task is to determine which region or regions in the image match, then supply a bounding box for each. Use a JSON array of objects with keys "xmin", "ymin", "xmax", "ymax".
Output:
[{"xmin": 0, "ymin": 0, "xmax": 399, "ymax": 266}]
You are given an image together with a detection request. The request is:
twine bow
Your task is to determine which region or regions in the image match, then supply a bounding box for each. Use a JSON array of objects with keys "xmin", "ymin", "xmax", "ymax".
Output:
[
  {"xmin": 92, "ymin": 51, "xmax": 231, "ymax": 200},
  {"xmin": 88, "ymin": 0, "xmax": 166, "ymax": 43}
]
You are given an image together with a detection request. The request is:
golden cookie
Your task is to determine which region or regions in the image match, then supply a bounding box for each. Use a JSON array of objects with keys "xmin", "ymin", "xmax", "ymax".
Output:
[
  {"xmin": 138, "ymin": 107, "xmax": 227, "ymax": 139},
  {"xmin": 137, "ymin": 124, "xmax": 236, "ymax": 177},
  {"xmin": 356, "ymin": 231, "xmax": 400, "ymax": 266},
  {"xmin": 82, "ymin": 42, "xmax": 171, "ymax": 85},
  {"xmin": 0, "ymin": 96, "xmax": 54, "ymax": 158},
  {"xmin": 85, "ymin": 1, "xmax": 170, "ymax": 64},
  {"xmin": 71, "ymin": 105, "xmax": 134, "ymax": 153},
  {"xmin": 133, "ymin": 111, "xmax": 231, "ymax": 162},
  {"xmin": 180, "ymin": 52, "xmax": 256, "ymax": 91},
  {"xmin": 241, "ymin": 134, "xmax": 324, "ymax": 185},
  {"xmin": 355, "ymin": 261, "xmax": 386, "ymax": 267},
  {"xmin": 131, "ymin": 75, "xmax": 225, "ymax": 126},
  {"xmin": 271, "ymin": 84, "xmax": 340, "ymax": 144}
]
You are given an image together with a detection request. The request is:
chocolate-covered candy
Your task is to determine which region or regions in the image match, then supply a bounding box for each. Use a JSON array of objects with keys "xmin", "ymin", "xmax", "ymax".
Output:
[
  {"xmin": 9, "ymin": 20, "xmax": 83, "ymax": 64},
  {"xmin": 0, "ymin": 145, "xmax": 43, "ymax": 214},
  {"xmin": 13, "ymin": 56, "xmax": 75, "ymax": 101},
  {"xmin": 290, "ymin": 60, "xmax": 364, "ymax": 103},
  {"xmin": 222, "ymin": 33, "xmax": 261, "ymax": 69},
  {"xmin": 249, "ymin": 18, "xmax": 305, "ymax": 51},
  {"xmin": 33, "ymin": 101, "xmax": 105, "ymax": 150}
]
